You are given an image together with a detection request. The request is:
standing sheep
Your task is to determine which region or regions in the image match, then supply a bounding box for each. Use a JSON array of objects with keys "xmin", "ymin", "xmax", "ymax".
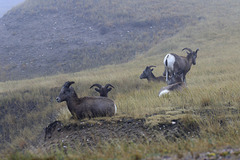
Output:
[{"xmin": 163, "ymin": 48, "xmax": 199, "ymax": 83}]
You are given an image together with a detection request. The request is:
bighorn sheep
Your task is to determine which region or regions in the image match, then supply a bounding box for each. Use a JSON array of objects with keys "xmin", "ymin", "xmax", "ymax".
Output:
[
  {"xmin": 56, "ymin": 81, "xmax": 117, "ymax": 119},
  {"xmin": 89, "ymin": 83, "xmax": 114, "ymax": 97},
  {"xmin": 159, "ymin": 74, "xmax": 186, "ymax": 97},
  {"xmin": 163, "ymin": 48, "xmax": 199, "ymax": 83},
  {"xmin": 140, "ymin": 65, "xmax": 165, "ymax": 83}
]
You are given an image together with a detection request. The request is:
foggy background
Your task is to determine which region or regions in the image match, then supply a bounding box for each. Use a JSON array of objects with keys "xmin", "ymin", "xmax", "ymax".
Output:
[{"xmin": 0, "ymin": 0, "xmax": 25, "ymax": 17}]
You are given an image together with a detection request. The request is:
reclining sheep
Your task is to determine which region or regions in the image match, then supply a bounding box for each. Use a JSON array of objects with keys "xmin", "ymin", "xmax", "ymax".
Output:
[
  {"xmin": 90, "ymin": 83, "xmax": 114, "ymax": 97},
  {"xmin": 159, "ymin": 74, "xmax": 186, "ymax": 97},
  {"xmin": 140, "ymin": 65, "xmax": 165, "ymax": 83},
  {"xmin": 56, "ymin": 81, "xmax": 117, "ymax": 119}
]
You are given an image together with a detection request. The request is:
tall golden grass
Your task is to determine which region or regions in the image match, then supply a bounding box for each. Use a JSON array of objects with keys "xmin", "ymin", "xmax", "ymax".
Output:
[{"xmin": 1, "ymin": 0, "xmax": 240, "ymax": 159}]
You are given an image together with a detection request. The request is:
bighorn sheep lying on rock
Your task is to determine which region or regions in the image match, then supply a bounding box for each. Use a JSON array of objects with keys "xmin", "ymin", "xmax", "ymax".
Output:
[
  {"xmin": 140, "ymin": 65, "xmax": 165, "ymax": 83},
  {"xmin": 159, "ymin": 74, "xmax": 186, "ymax": 97},
  {"xmin": 163, "ymin": 48, "xmax": 199, "ymax": 84},
  {"xmin": 90, "ymin": 83, "xmax": 114, "ymax": 97},
  {"xmin": 56, "ymin": 81, "xmax": 117, "ymax": 119}
]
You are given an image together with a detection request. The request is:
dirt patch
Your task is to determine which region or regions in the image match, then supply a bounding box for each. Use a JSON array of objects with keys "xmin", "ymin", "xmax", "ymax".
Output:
[
  {"xmin": 145, "ymin": 147, "xmax": 240, "ymax": 160},
  {"xmin": 42, "ymin": 117, "xmax": 199, "ymax": 151}
]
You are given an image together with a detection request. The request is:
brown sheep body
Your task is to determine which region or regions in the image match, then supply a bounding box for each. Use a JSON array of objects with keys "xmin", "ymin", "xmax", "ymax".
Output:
[
  {"xmin": 56, "ymin": 81, "xmax": 117, "ymax": 119},
  {"xmin": 163, "ymin": 48, "xmax": 199, "ymax": 84}
]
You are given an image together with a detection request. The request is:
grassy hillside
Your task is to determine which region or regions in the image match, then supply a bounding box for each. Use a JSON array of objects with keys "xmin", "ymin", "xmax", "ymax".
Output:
[
  {"xmin": 0, "ymin": 0, "xmax": 240, "ymax": 159},
  {"xmin": 0, "ymin": 0, "xmax": 194, "ymax": 81}
]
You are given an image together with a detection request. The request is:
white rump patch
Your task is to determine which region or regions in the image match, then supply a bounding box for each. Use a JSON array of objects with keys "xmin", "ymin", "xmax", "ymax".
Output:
[
  {"xmin": 164, "ymin": 54, "xmax": 175, "ymax": 71},
  {"xmin": 159, "ymin": 89, "xmax": 170, "ymax": 97},
  {"xmin": 163, "ymin": 54, "xmax": 168, "ymax": 64},
  {"xmin": 114, "ymin": 104, "xmax": 117, "ymax": 114},
  {"xmin": 171, "ymin": 121, "xmax": 176, "ymax": 125}
]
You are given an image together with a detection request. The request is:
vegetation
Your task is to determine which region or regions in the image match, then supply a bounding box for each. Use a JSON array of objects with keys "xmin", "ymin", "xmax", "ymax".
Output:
[
  {"xmin": 0, "ymin": 0, "xmax": 193, "ymax": 81},
  {"xmin": 0, "ymin": 0, "xmax": 240, "ymax": 159}
]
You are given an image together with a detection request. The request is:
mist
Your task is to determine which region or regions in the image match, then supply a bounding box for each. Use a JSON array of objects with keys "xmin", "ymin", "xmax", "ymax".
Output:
[{"xmin": 0, "ymin": 0, "xmax": 25, "ymax": 17}]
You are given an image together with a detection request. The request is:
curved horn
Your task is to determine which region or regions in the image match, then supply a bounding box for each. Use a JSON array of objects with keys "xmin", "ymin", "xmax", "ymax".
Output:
[
  {"xmin": 89, "ymin": 83, "xmax": 102, "ymax": 89},
  {"xmin": 64, "ymin": 81, "xmax": 75, "ymax": 88},
  {"xmin": 195, "ymin": 48, "xmax": 199, "ymax": 53},
  {"xmin": 182, "ymin": 48, "xmax": 193, "ymax": 54},
  {"xmin": 105, "ymin": 84, "xmax": 115, "ymax": 89},
  {"xmin": 148, "ymin": 65, "xmax": 156, "ymax": 69}
]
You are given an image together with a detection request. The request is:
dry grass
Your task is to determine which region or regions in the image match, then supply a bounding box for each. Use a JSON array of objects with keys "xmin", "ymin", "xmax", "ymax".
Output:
[{"xmin": 1, "ymin": 0, "xmax": 240, "ymax": 159}]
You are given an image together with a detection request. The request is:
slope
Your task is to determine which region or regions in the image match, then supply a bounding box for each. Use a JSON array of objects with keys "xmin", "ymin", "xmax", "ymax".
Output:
[
  {"xmin": 0, "ymin": 0, "xmax": 240, "ymax": 159},
  {"xmin": 0, "ymin": 0, "xmax": 197, "ymax": 81}
]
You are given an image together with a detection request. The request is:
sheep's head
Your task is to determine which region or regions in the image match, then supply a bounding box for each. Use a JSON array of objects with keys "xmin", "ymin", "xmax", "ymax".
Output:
[
  {"xmin": 56, "ymin": 81, "xmax": 75, "ymax": 102},
  {"xmin": 90, "ymin": 83, "xmax": 114, "ymax": 97},
  {"xmin": 182, "ymin": 48, "xmax": 199, "ymax": 65},
  {"xmin": 140, "ymin": 65, "xmax": 156, "ymax": 79}
]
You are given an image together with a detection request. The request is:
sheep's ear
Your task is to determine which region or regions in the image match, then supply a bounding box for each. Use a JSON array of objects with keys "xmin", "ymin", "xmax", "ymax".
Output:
[
  {"xmin": 107, "ymin": 88, "xmax": 112, "ymax": 92},
  {"xmin": 64, "ymin": 81, "xmax": 75, "ymax": 88},
  {"xmin": 151, "ymin": 69, "xmax": 154, "ymax": 72}
]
